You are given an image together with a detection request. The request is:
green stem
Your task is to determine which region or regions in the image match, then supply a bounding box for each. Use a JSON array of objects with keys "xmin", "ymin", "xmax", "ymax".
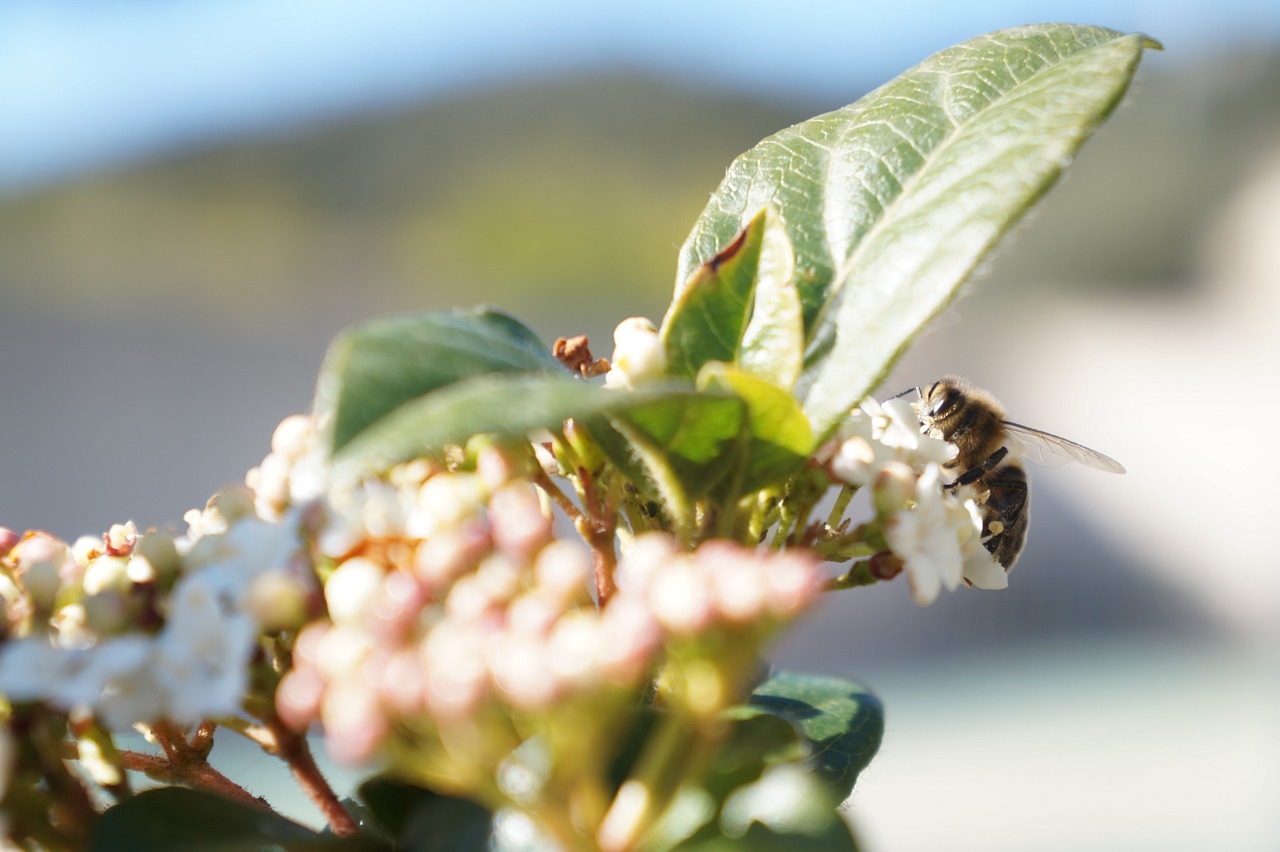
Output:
[{"xmin": 825, "ymin": 484, "xmax": 857, "ymax": 528}]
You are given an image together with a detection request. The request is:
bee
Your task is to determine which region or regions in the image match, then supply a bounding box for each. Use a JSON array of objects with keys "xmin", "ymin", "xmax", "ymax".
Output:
[{"xmin": 907, "ymin": 377, "xmax": 1125, "ymax": 570}]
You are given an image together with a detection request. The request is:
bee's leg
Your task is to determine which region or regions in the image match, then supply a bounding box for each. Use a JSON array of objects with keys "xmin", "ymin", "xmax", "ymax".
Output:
[{"xmin": 945, "ymin": 446, "xmax": 1009, "ymax": 490}]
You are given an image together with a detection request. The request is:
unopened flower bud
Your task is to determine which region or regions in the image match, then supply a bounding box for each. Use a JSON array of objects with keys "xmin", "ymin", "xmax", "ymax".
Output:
[
  {"xmin": 872, "ymin": 461, "xmax": 917, "ymax": 516},
  {"xmin": 321, "ymin": 680, "xmax": 388, "ymax": 764},
  {"xmin": 648, "ymin": 559, "xmax": 712, "ymax": 635},
  {"xmin": 831, "ymin": 436, "xmax": 877, "ymax": 486},
  {"xmin": 83, "ymin": 591, "xmax": 131, "ymax": 635},
  {"xmin": 82, "ymin": 556, "xmax": 132, "ymax": 597},
  {"xmin": 604, "ymin": 317, "xmax": 666, "ymax": 389},
  {"xmin": 616, "ymin": 532, "xmax": 678, "ymax": 593},
  {"xmin": 414, "ymin": 522, "xmax": 491, "ymax": 588},
  {"xmin": 533, "ymin": 540, "xmax": 591, "ymax": 603},
  {"xmin": 476, "ymin": 443, "xmax": 521, "ymax": 492},
  {"xmin": 277, "ymin": 666, "xmax": 325, "ymax": 731},
  {"xmin": 12, "ymin": 533, "xmax": 69, "ymax": 611},
  {"xmin": 0, "ymin": 528, "xmax": 19, "ymax": 557},
  {"xmin": 131, "ymin": 532, "xmax": 180, "ymax": 587},
  {"xmin": 599, "ymin": 597, "xmax": 661, "ymax": 685},
  {"xmin": 271, "ymin": 414, "xmax": 313, "ymax": 460},
  {"xmin": 71, "ymin": 535, "xmax": 102, "ymax": 569},
  {"xmin": 245, "ymin": 570, "xmax": 309, "ymax": 632},
  {"xmin": 764, "ymin": 552, "xmax": 821, "ymax": 616},
  {"xmin": 487, "ymin": 633, "xmax": 557, "ymax": 710},
  {"xmin": 489, "ymin": 483, "xmax": 552, "ymax": 561},
  {"xmin": 547, "ymin": 612, "xmax": 602, "ymax": 690},
  {"xmin": 325, "ymin": 557, "xmax": 385, "ymax": 628}
]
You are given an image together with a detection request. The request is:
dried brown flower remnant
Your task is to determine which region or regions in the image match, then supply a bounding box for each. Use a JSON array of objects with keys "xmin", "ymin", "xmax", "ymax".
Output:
[{"xmin": 553, "ymin": 335, "xmax": 611, "ymax": 378}]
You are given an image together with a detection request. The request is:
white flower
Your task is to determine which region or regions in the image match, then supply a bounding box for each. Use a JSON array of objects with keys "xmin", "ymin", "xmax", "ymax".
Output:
[
  {"xmin": 153, "ymin": 570, "xmax": 258, "ymax": 722},
  {"xmin": 885, "ymin": 465, "xmax": 1009, "ymax": 604},
  {"xmin": 831, "ymin": 397, "xmax": 956, "ymax": 487},
  {"xmin": 886, "ymin": 466, "xmax": 966, "ymax": 605},
  {"xmin": 604, "ymin": 317, "xmax": 667, "ymax": 389}
]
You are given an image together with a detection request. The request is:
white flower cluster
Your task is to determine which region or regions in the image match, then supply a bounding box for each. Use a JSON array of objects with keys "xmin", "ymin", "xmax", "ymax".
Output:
[
  {"xmin": 0, "ymin": 417, "xmax": 321, "ymax": 731},
  {"xmin": 828, "ymin": 397, "xmax": 1006, "ymax": 605}
]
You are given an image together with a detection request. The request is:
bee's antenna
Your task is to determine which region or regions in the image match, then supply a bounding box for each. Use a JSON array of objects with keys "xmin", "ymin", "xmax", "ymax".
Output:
[{"xmin": 890, "ymin": 386, "xmax": 921, "ymax": 400}]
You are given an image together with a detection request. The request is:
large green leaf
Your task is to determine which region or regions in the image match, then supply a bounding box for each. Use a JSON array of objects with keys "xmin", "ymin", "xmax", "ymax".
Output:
[
  {"xmin": 90, "ymin": 787, "xmax": 384, "ymax": 852},
  {"xmin": 748, "ymin": 673, "xmax": 884, "ymax": 803},
  {"xmin": 673, "ymin": 24, "xmax": 1159, "ymax": 438},
  {"xmin": 315, "ymin": 307, "xmax": 564, "ymax": 455}
]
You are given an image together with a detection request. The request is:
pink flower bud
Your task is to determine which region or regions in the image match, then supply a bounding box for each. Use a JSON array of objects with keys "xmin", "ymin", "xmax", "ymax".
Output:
[
  {"xmin": 0, "ymin": 528, "xmax": 20, "ymax": 557},
  {"xmin": 647, "ymin": 559, "xmax": 712, "ymax": 635},
  {"xmin": 615, "ymin": 533, "xmax": 677, "ymax": 593},
  {"xmin": 277, "ymin": 667, "xmax": 325, "ymax": 731},
  {"xmin": 533, "ymin": 540, "xmax": 591, "ymax": 603},
  {"xmin": 414, "ymin": 522, "xmax": 491, "ymax": 588},
  {"xmin": 598, "ymin": 596, "xmax": 661, "ymax": 685},
  {"xmin": 764, "ymin": 552, "xmax": 821, "ymax": 617},
  {"xmin": 321, "ymin": 681, "xmax": 388, "ymax": 764},
  {"xmin": 489, "ymin": 484, "xmax": 552, "ymax": 561},
  {"xmin": 487, "ymin": 632, "xmax": 557, "ymax": 710}
]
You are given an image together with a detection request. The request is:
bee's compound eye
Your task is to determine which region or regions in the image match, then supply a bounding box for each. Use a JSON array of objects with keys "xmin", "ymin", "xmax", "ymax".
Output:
[{"xmin": 932, "ymin": 389, "xmax": 962, "ymax": 417}]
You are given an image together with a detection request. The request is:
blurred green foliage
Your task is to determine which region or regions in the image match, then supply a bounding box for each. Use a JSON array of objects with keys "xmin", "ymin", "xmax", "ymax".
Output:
[{"xmin": 0, "ymin": 52, "xmax": 1276, "ymax": 339}]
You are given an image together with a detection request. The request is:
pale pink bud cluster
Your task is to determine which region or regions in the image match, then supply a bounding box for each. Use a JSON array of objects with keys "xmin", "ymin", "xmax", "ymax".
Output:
[{"xmin": 277, "ymin": 453, "xmax": 823, "ymax": 765}]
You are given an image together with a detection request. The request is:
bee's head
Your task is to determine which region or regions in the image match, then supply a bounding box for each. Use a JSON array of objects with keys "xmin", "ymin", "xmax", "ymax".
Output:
[{"xmin": 922, "ymin": 378, "xmax": 966, "ymax": 422}]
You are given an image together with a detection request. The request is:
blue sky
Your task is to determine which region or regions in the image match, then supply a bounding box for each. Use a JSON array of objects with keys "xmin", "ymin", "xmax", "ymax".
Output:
[{"xmin": 0, "ymin": 0, "xmax": 1276, "ymax": 193}]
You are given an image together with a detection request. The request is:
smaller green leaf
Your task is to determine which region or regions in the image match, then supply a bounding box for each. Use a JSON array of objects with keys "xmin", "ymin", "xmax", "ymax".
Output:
[
  {"xmin": 357, "ymin": 777, "xmax": 493, "ymax": 852},
  {"xmin": 609, "ymin": 388, "xmax": 747, "ymax": 512},
  {"xmin": 315, "ymin": 307, "xmax": 563, "ymax": 455},
  {"xmin": 662, "ymin": 208, "xmax": 773, "ymax": 379},
  {"xmin": 749, "ymin": 673, "xmax": 884, "ymax": 802},
  {"xmin": 90, "ymin": 787, "xmax": 381, "ymax": 852},
  {"xmin": 674, "ymin": 764, "xmax": 858, "ymax": 852},
  {"xmin": 697, "ymin": 366, "xmax": 814, "ymax": 494},
  {"xmin": 737, "ymin": 213, "xmax": 803, "ymax": 391},
  {"xmin": 331, "ymin": 372, "xmax": 602, "ymax": 480}
]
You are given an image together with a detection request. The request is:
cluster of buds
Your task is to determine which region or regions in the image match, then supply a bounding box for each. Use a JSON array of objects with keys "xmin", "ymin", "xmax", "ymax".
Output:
[
  {"xmin": 822, "ymin": 396, "xmax": 1006, "ymax": 605},
  {"xmin": 275, "ymin": 433, "xmax": 823, "ymax": 775}
]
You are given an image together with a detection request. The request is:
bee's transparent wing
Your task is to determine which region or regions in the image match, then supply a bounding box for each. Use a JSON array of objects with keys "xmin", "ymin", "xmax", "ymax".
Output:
[{"xmin": 1001, "ymin": 421, "xmax": 1126, "ymax": 474}]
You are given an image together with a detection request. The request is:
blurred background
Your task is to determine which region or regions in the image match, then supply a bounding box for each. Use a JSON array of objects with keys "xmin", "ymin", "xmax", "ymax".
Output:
[{"xmin": 1, "ymin": 1, "xmax": 1278, "ymax": 849}]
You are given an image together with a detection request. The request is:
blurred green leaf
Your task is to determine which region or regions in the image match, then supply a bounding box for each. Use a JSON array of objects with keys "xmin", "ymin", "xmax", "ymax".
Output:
[
  {"xmin": 90, "ymin": 787, "xmax": 383, "ymax": 852},
  {"xmin": 608, "ymin": 390, "xmax": 747, "ymax": 523},
  {"xmin": 697, "ymin": 366, "xmax": 813, "ymax": 493},
  {"xmin": 749, "ymin": 673, "xmax": 884, "ymax": 802},
  {"xmin": 315, "ymin": 307, "xmax": 563, "ymax": 455},
  {"xmin": 331, "ymin": 372, "xmax": 598, "ymax": 479},
  {"xmin": 357, "ymin": 777, "xmax": 492, "ymax": 852},
  {"xmin": 674, "ymin": 24, "xmax": 1159, "ymax": 439},
  {"xmin": 674, "ymin": 764, "xmax": 858, "ymax": 851}
]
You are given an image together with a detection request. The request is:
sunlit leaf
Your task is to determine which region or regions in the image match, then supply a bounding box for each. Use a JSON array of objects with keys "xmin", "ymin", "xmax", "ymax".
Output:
[
  {"xmin": 749, "ymin": 672, "xmax": 884, "ymax": 802},
  {"xmin": 673, "ymin": 24, "xmax": 1160, "ymax": 438}
]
